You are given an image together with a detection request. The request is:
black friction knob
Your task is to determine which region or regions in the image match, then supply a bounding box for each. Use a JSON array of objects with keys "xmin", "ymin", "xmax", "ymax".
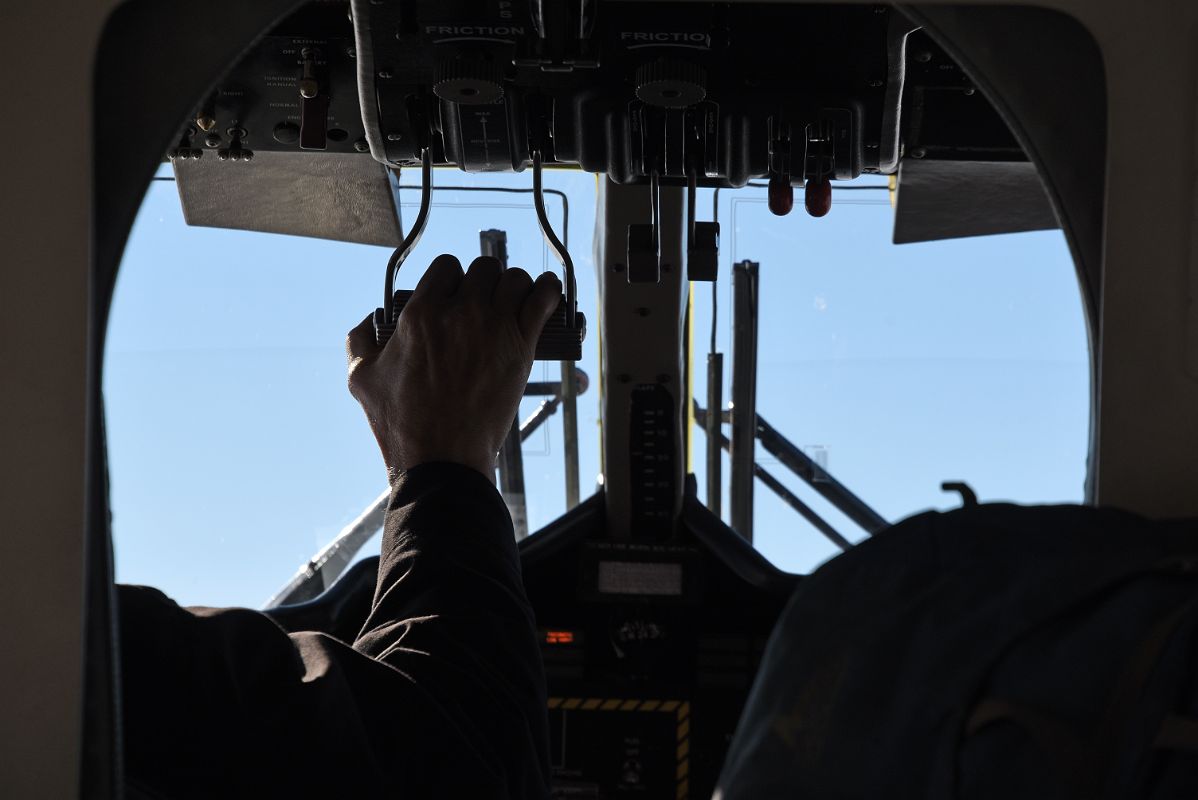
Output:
[
  {"xmin": 433, "ymin": 59, "xmax": 505, "ymax": 105},
  {"xmin": 635, "ymin": 60, "xmax": 707, "ymax": 108}
]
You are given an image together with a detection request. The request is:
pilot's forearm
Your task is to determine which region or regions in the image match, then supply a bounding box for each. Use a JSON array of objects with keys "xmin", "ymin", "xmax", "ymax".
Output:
[{"xmin": 354, "ymin": 461, "xmax": 551, "ymax": 799}]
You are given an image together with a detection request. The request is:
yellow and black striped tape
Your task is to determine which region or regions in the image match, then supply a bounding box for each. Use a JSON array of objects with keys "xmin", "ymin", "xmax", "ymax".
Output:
[{"xmin": 547, "ymin": 697, "xmax": 691, "ymax": 799}]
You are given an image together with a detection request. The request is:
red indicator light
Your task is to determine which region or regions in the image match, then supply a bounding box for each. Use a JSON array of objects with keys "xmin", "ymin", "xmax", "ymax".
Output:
[{"xmin": 545, "ymin": 630, "xmax": 575, "ymax": 645}]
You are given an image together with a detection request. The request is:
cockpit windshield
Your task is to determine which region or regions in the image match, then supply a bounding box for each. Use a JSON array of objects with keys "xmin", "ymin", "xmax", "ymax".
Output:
[{"xmin": 105, "ymin": 164, "xmax": 1087, "ymax": 608}]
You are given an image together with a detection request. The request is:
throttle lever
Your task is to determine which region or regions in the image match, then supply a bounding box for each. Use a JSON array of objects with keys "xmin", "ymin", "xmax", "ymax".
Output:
[
  {"xmin": 372, "ymin": 148, "xmax": 586, "ymax": 361},
  {"xmin": 375, "ymin": 292, "xmax": 583, "ymax": 361}
]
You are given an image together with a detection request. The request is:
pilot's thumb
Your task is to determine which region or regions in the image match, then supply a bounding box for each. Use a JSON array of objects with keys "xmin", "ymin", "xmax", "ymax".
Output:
[{"xmin": 346, "ymin": 312, "xmax": 382, "ymax": 366}]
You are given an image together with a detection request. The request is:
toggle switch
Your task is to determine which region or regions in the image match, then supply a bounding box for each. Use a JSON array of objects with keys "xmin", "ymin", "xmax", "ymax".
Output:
[
  {"xmin": 627, "ymin": 224, "xmax": 660, "ymax": 284},
  {"xmin": 299, "ymin": 48, "xmax": 329, "ymax": 150},
  {"xmin": 687, "ymin": 221, "xmax": 720, "ymax": 281}
]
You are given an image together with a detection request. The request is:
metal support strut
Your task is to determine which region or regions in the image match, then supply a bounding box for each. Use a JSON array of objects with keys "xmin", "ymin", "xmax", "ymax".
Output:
[
  {"xmin": 755, "ymin": 413, "xmax": 888, "ymax": 535},
  {"xmin": 705, "ymin": 353, "xmax": 723, "ymax": 516},
  {"xmin": 694, "ymin": 403, "xmax": 852, "ymax": 552},
  {"xmin": 730, "ymin": 260, "xmax": 760, "ymax": 541},
  {"xmin": 484, "ymin": 229, "xmax": 531, "ymax": 538}
]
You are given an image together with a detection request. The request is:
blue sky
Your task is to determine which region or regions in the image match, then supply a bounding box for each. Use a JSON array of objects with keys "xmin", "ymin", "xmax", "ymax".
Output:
[{"xmin": 104, "ymin": 165, "xmax": 1088, "ymax": 608}]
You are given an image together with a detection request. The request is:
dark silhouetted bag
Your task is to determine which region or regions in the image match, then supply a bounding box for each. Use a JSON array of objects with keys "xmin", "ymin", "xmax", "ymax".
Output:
[{"xmin": 716, "ymin": 504, "xmax": 1198, "ymax": 799}]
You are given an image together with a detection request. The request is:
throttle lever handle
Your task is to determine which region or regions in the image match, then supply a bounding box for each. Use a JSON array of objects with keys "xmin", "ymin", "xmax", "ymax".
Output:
[
  {"xmin": 373, "ymin": 291, "xmax": 586, "ymax": 361},
  {"xmin": 371, "ymin": 146, "xmax": 585, "ymax": 360}
]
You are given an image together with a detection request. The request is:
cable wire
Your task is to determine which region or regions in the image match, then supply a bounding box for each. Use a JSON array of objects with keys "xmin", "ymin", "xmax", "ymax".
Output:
[{"xmin": 711, "ymin": 187, "xmax": 720, "ymax": 356}]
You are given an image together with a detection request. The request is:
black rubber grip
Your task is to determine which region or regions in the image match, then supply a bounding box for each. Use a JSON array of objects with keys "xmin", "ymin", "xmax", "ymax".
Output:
[{"xmin": 373, "ymin": 290, "xmax": 586, "ymax": 361}]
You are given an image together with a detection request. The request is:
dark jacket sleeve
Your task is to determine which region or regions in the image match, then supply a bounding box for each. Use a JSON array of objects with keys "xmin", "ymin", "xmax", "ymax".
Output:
[{"xmin": 118, "ymin": 463, "xmax": 550, "ymax": 800}]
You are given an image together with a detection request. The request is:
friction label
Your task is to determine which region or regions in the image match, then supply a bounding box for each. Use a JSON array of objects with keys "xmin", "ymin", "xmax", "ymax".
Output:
[
  {"xmin": 620, "ymin": 31, "xmax": 711, "ymax": 48},
  {"xmin": 425, "ymin": 25, "xmax": 525, "ymax": 37}
]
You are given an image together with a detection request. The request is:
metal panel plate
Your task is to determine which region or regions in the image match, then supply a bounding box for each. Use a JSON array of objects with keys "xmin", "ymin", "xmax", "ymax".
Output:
[
  {"xmin": 893, "ymin": 158, "xmax": 1058, "ymax": 244},
  {"xmin": 174, "ymin": 150, "xmax": 403, "ymax": 246}
]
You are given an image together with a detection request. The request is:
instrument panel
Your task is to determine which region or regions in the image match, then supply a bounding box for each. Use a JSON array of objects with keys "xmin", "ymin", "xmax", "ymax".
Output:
[{"xmin": 521, "ymin": 496, "xmax": 797, "ymax": 797}]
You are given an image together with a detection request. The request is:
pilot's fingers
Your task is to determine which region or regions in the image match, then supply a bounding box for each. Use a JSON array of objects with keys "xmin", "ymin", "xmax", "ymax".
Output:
[
  {"xmin": 458, "ymin": 255, "xmax": 504, "ymax": 302},
  {"xmin": 346, "ymin": 312, "xmax": 380, "ymax": 366},
  {"xmin": 493, "ymin": 267, "xmax": 534, "ymax": 315},
  {"xmin": 409, "ymin": 253, "xmax": 464, "ymax": 306},
  {"xmin": 518, "ymin": 272, "xmax": 563, "ymax": 342}
]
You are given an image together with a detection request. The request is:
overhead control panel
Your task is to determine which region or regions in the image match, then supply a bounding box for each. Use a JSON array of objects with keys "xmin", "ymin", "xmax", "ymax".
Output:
[
  {"xmin": 172, "ymin": 1, "xmax": 1024, "ymax": 185},
  {"xmin": 169, "ymin": 1, "xmax": 1035, "ymax": 245},
  {"xmin": 351, "ymin": 0, "xmax": 886, "ymax": 187},
  {"xmin": 170, "ymin": 4, "xmax": 367, "ymax": 162}
]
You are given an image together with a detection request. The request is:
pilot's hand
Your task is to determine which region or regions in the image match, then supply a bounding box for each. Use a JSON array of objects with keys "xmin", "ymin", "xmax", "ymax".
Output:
[{"xmin": 347, "ymin": 254, "xmax": 562, "ymax": 482}]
